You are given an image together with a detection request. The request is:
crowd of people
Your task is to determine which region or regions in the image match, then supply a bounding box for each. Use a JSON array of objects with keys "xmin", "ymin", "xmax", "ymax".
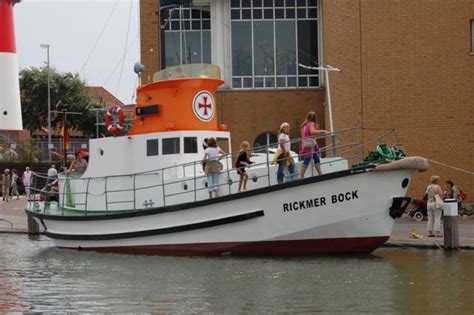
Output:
[{"xmin": 202, "ymin": 111, "xmax": 329, "ymax": 198}]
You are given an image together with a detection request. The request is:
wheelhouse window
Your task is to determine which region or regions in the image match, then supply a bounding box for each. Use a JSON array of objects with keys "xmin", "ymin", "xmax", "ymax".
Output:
[
  {"xmin": 253, "ymin": 132, "xmax": 278, "ymax": 152},
  {"xmin": 147, "ymin": 139, "xmax": 159, "ymax": 156},
  {"xmin": 163, "ymin": 137, "xmax": 180, "ymax": 155},
  {"xmin": 231, "ymin": 0, "xmax": 320, "ymax": 89},
  {"xmin": 184, "ymin": 137, "xmax": 198, "ymax": 153},
  {"xmin": 161, "ymin": 5, "xmax": 211, "ymax": 67}
]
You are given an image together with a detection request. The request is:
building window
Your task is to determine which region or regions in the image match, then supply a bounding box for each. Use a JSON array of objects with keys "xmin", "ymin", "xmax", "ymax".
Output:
[
  {"xmin": 253, "ymin": 132, "xmax": 278, "ymax": 152},
  {"xmin": 147, "ymin": 139, "xmax": 159, "ymax": 156},
  {"xmin": 184, "ymin": 137, "xmax": 198, "ymax": 153},
  {"xmin": 231, "ymin": 0, "xmax": 320, "ymax": 89},
  {"xmin": 471, "ymin": 19, "xmax": 474, "ymax": 54},
  {"xmin": 163, "ymin": 137, "xmax": 180, "ymax": 154},
  {"xmin": 162, "ymin": 5, "xmax": 211, "ymax": 67}
]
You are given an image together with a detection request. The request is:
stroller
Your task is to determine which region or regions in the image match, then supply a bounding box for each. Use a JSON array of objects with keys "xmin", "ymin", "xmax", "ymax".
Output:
[{"xmin": 409, "ymin": 194, "xmax": 427, "ymax": 221}]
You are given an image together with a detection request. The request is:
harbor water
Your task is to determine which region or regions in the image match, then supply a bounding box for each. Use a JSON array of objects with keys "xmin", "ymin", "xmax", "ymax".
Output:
[{"xmin": 0, "ymin": 234, "xmax": 473, "ymax": 313}]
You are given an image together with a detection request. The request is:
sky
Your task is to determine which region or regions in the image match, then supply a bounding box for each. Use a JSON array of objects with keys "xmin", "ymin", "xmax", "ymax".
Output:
[{"xmin": 15, "ymin": 0, "xmax": 140, "ymax": 105}]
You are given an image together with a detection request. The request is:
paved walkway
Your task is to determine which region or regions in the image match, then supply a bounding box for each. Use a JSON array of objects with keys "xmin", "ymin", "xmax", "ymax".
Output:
[{"xmin": 1, "ymin": 198, "xmax": 473, "ymax": 249}]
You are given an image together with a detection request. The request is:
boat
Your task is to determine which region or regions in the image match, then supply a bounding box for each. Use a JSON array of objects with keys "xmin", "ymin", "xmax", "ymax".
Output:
[{"xmin": 25, "ymin": 63, "xmax": 428, "ymax": 256}]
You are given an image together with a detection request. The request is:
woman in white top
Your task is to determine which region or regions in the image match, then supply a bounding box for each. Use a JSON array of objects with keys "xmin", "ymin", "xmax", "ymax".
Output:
[
  {"xmin": 425, "ymin": 175, "xmax": 444, "ymax": 237},
  {"xmin": 203, "ymin": 137, "xmax": 226, "ymax": 199},
  {"xmin": 276, "ymin": 122, "xmax": 296, "ymax": 184}
]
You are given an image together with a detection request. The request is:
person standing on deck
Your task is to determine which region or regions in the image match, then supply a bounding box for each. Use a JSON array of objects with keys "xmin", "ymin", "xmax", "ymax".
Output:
[
  {"xmin": 300, "ymin": 111, "xmax": 329, "ymax": 178},
  {"xmin": 203, "ymin": 137, "xmax": 226, "ymax": 199},
  {"xmin": 276, "ymin": 122, "xmax": 296, "ymax": 184}
]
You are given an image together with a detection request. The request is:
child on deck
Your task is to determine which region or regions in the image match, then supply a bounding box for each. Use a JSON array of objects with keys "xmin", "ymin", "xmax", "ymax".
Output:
[{"xmin": 236, "ymin": 141, "xmax": 254, "ymax": 192}]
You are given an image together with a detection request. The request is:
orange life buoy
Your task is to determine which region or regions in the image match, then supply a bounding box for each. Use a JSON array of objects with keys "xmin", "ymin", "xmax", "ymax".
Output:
[{"xmin": 105, "ymin": 105, "xmax": 124, "ymax": 135}]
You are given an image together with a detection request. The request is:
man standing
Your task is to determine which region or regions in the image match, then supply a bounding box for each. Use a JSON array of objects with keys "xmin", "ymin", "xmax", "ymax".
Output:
[
  {"xmin": 47, "ymin": 165, "xmax": 57, "ymax": 187},
  {"xmin": 22, "ymin": 166, "xmax": 33, "ymax": 200}
]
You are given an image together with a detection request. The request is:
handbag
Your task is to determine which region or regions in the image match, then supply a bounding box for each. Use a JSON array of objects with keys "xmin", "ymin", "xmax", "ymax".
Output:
[{"xmin": 435, "ymin": 194, "xmax": 444, "ymax": 209}]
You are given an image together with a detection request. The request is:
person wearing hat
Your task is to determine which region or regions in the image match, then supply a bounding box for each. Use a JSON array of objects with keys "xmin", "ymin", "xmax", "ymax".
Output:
[{"xmin": 276, "ymin": 122, "xmax": 296, "ymax": 184}]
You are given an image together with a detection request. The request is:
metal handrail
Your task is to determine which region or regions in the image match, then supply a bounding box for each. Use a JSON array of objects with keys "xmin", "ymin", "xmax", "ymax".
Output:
[{"xmin": 31, "ymin": 127, "xmax": 402, "ymax": 214}]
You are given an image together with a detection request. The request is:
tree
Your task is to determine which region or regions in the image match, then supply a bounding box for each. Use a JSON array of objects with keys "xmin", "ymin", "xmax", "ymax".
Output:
[{"xmin": 19, "ymin": 67, "xmax": 101, "ymax": 137}]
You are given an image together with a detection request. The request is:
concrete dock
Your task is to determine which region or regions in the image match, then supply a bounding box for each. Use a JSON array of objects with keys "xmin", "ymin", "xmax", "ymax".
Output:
[{"xmin": 1, "ymin": 198, "xmax": 473, "ymax": 249}]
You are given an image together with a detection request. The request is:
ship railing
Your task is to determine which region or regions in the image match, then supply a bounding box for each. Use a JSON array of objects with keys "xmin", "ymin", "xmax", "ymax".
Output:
[{"xmin": 27, "ymin": 127, "xmax": 402, "ymax": 215}]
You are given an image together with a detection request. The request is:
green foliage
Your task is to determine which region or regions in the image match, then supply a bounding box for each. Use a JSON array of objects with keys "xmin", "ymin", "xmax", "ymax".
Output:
[
  {"xmin": 19, "ymin": 67, "xmax": 101, "ymax": 137},
  {"xmin": 0, "ymin": 139, "xmax": 42, "ymax": 163}
]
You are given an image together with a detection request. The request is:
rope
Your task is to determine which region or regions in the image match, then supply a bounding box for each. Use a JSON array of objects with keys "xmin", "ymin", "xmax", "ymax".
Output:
[
  {"xmin": 115, "ymin": 0, "xmax": 134, "ymax": 96},
  {"xmin": 427, "ymin": 159, "xmax": 474, "ymax": 176}
]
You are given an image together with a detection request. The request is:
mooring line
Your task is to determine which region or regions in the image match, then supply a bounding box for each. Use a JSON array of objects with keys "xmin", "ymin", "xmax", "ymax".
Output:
[{"xmin": 427, "ymin": 159, "xmax": 474, "ymax": 175}]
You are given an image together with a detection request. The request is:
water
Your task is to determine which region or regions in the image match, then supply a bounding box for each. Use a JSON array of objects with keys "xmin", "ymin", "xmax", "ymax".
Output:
[{"xmin": 0, "ymin": 234, "xmax": 473, "ymax": 313}]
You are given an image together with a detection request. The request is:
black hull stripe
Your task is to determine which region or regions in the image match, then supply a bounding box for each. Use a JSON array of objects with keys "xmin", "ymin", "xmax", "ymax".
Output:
[
  {"xmin": 44, "ymin": 210, "xmax": 264, "ymax": 241},
  {"xmin": 26, "ymin": 165, "xmax": 376, "ymax": 222}
]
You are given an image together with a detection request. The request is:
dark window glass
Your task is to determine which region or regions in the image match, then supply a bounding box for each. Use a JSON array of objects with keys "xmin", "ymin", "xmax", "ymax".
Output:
[
  {"xmin": 297, "ymin": 0, "xmax": 306, "ymax": 6},
  {"xmin": 297, "ymin": 20, "xmax": 318, "ymax": 75},
  {"xmin": 254, "ymin": 21, "xmax": 274, "ymax": 75},
  {"xmin": 297, "ymin": 8, "xmax": 306, "ymax": 18},
  {"xmin": 202, "ymin": 10, "xmax": 210, "ymax": 19},
  {"xmin": 308, "ymin": 0, "xmax": 317, "ymax": 6},
  {"xmin": 232, "ymin": 21, "xmax": 252, "ymax": 76},
  {"xmin": 275, "ymin": 9, "xmax": 284, "ymax": 19},
  {"xmin": 182, "ymin": 10, "xmax": 190, "ymax": 19},
  {"xmin": 286, "ymin": 8, "xmax": 295, "ymax": 18},
  {"xmin": 276, "ymin": 77, "xmax": 286, "ymax": 87},
  {"xmin": 243, "ymin": 77, "xmax": 253, "ymax": 87},
  {"xmin": 242, "ymin": 0, "xmax": 251, "ymax": 7},
  {"xmin": 287, "ymin": 76, "xmax": 297, "ymax": 86},
  {"xmin": 298, "ymin": 76, "xmax": 307, "ymax": 87},
  {"xmin": 275, "ymin": 0, "xmax": 284, "ymax": 7},
  {"xmin": 286, "ymin": 0, "xmax": 295, "ymax": 6},
  {"xmin": 276, "ymin": 21, "xmax": 296, "ymax": 75},
  {"xmin": 309, "ymin": 76, "xmax": 319, "ymax": 86},
  {"xmin": 232, "ymin": 77, "xmax": 242, "ymax": 88},
  {"xmin": 264, "ymin": 0, "xmax": 273, "ymax": 7},
  {"xmin": 182, "ymin": 31, "xmax": 202, "ymax": 64},
  {"xmin": 203, "ymin": 31, "xmax": 211, "ymax": 63},
  {"xmin": 171, "ymin": 21, "xmax": 180, "ymax": 30},
  {"xmin": 171, "ymin": 10, "xmax": 180, "ymax": 19},
  {"xmin": 184, "ymin": 137, "xmax": 198, "ymax": 153},
  {"xmin": 202, "ymin": 20, "xmax": 211, "ymax": 30},
  {"xmin": 231, "ymin": 9, "xmax": 240, "ymax": 20},
  {"xmin": 308, "ymin": 8, "xmax": 317, "ymax": 18},
  {"xmin": 165, "ymin": 32, "xmax": 181, "ymax": 67},
  {"xmin": 264, "ymin": 9, "xmax": 273, "ymax": 19},
  {"xmin": 253, "ymin": 0, "xmax": 262, "ymax": 7},
  {"xmin": 255, "ymin": 77, "xmax": 264, "ymax": 87},
  {"xmin": 183, "ymin": 21, "xmax": 190, "ymax": 30},
  {"xmin": 253, "ymin": 132, "xmax": 278, "ymax": 152},
  {"xmin": 242, "ymin": 9, "xmax": 252, "ymax": 19},
  {"xmin": 191, "ymin": 9, "xmax": 201, "ymax": 18},
  {"xmin": 163, "ymin": 138, "xmax": 180, "ymax": 155},
  {"xmin": 265, "ymin": 77, "xmax": 274, "ymax": 87},
  {"xmin": 231, "ymin": 0, "xmax": 240, "ymax": 8},
  {"xmin": 253, "ymin": 9, "xmax": 262, "ymax": 19},
  {"xmin": 147, "ymin": 139, "xmax": 159, "ymax": 156},
  {"xmin": 191, "ymin": 20, "xmax": 200, "ymax": 30}
]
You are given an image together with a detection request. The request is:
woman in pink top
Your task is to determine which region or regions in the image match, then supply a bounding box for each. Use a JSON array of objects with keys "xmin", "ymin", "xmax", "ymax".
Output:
[{"xmin": 300, "ymin": 111, "xmax": 328, "ymax": 178}]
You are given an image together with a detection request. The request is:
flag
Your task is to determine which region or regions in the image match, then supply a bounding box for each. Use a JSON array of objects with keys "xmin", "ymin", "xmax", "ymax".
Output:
[{"xmin": 61, "ymin": 122, "xmax": 70, "ymax": 150}]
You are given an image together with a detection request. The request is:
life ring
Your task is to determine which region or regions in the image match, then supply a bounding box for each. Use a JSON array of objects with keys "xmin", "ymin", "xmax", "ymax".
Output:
[{"xmin": 105, "ymin": 105, "xmax": 124, "ymax": 135}]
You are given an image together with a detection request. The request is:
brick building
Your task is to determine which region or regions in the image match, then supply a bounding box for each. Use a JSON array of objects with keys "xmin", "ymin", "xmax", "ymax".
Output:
[{"xmin": 139, "ymin": 0, "xmax": 474, "ymax": 198}]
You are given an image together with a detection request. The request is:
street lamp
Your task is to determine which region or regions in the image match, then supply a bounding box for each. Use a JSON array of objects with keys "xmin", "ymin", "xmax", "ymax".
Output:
[{"xmin": 40, "ymin": 43, "xmax": 51, "ymax": 161}]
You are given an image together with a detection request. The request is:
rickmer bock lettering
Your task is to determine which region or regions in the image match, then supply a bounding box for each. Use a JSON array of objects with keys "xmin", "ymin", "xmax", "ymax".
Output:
[{"xmin": 283, "ymin": 190, "xmax": 359, "ymax": 212}]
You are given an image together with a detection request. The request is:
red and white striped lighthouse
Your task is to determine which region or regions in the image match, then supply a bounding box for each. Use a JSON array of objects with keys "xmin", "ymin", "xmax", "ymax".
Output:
[{"xmin": 0, "ymin": 0, "xmax": 23, "ymax": 130}]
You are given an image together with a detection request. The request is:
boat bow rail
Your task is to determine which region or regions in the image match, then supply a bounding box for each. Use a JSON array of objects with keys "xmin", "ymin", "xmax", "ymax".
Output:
[{"xmin": 26, "ymin": 127, "xmax": 407, "ymax": 215}]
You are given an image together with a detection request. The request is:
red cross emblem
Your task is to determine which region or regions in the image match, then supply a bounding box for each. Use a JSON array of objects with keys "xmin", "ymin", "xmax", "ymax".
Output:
[{"xmin": 193, "ymin": 91, "xmax": 214, "ymax": 121}]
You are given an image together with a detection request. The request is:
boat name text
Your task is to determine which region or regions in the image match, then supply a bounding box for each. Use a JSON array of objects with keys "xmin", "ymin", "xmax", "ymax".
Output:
[{"xmin": 283, "ymin": 190, "xmax": 359, "ymax": 212}]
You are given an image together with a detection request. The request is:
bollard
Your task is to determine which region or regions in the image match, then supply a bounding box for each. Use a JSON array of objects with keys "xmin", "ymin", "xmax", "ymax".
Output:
[
  {"xmin": 443, "ymin": 198, "xmax": 459, "ymax": 250},
  {"xmin": 27, "ymin": 215, "xmax": 40, "ymax": 235}
]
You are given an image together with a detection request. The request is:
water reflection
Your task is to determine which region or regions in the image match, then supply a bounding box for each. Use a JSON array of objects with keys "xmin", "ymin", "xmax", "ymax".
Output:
[{"xmin": 0, "ymin": 234, "xmax": 473, "ymax": 313}]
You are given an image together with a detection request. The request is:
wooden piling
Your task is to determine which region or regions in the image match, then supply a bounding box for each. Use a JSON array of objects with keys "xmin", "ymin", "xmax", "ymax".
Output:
[{"xmin": 443, "ymin": 199, "xmax": 459, "ymax": 250}]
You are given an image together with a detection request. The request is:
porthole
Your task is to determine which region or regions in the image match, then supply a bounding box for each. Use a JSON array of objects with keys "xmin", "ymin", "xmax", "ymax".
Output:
[
  {"xmin": 250, "ymin": 173, "xmax": 258, "ymax": 183},
  {"xmin": 401, "ymin": 178, "xmax": 409, "ymax": 188},
  {"xmin": 227, "ymin": 177, "xmax": 233, "ymax": 185},
  {"xmin": 3, "ymin": 111, "xmax": 7, "ymax": 116},
  {"xmin": 182, "ymin": 182, "xmax": 188, "ymax": 191},
  {"xmin": 98, "ymin": 148, "xmax": 104, "ymax": 156}
]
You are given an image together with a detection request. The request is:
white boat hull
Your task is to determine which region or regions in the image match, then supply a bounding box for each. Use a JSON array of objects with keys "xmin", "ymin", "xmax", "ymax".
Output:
[{"xmin": 28, "ymin": 168, "xmax": 413, "ymax": 256}]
